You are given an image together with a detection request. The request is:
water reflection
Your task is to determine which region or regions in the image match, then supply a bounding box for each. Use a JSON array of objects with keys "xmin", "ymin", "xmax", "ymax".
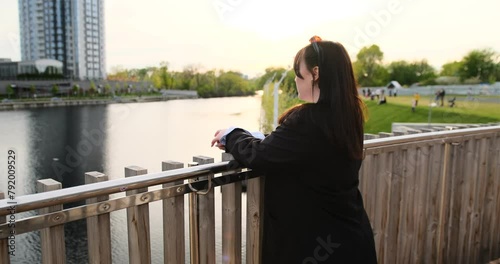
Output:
[{"xmin": 1, "ymin": 96, "xmax": 261, "ymax": 263}]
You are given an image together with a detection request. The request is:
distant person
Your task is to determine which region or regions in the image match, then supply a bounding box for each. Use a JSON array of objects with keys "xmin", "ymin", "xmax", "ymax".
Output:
[
  {"xmin": 411, "ymin": 99, "xmax": 417, "ymax": 112},
  {"xmin": 413, "ymin": 92, "xmax": 420, "ymax": 106},
  {"xmin": 375, "ymin": 88, "xmax": 381, "ymax": 100},
  {"xmin": 211, "ymin": 36, "xmax": 377, "ymax": 263},
  {"xmin": 440, "ymin": 89, "xmax": 446, "ymax": 106},
  {"xmin": 368, "ymin": 88, "xmax": 374, "ymax": 100},
  {"xmin": 467, "ymin": 87, "xmax": 474, "ymax": 100},
  {"xmin": 435, "ymin": 89, "xmax": 441, "ymax": 103},
  {"xmin": 378, "ymin": 89, "xmax": 387, "ymax": 105}
]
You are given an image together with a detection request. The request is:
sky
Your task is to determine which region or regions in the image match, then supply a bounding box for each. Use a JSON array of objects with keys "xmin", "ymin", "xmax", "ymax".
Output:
[{"xmin": 1, "ymin": 0, "xmax": 499, "ymax": 78}]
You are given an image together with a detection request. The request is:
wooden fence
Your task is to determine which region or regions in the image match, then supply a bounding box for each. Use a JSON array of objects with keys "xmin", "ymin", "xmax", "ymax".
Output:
[{"xmin": 0, "ymin": 126, "xmax": 499, "ymax": 263}]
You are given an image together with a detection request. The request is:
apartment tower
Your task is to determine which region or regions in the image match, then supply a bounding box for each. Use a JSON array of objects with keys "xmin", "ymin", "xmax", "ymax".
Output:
[{"xmin": 18, "ymin": 0, "xmax": 106, "ymax": 80}]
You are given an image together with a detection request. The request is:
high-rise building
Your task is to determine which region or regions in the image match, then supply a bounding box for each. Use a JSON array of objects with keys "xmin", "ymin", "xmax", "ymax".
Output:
[{"xmin": 18, "ymin": 0, "xmax": 106, "ymax": 80}]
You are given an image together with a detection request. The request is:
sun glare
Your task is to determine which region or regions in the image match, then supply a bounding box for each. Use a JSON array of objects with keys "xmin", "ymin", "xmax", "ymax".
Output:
[{"xmin": 221, "ymin": 0, "xmax": 363, "ymax": 40}]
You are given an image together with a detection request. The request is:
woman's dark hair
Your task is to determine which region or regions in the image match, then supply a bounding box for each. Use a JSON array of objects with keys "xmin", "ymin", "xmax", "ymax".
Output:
[{"xmin": 279, "ymin": 40, "xmax": 366, "ymax": 160}]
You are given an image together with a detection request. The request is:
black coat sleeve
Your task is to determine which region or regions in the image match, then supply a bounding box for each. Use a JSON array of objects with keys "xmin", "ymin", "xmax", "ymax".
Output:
[{"xmin": 225, "ymin": 122, "xmax": 313, "ymax": 172}]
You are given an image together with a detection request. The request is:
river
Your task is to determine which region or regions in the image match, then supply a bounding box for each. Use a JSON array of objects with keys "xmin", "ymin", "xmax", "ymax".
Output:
[{"xmin": 0, "ymin": 95, "xmax": 262, "ymax": 263}]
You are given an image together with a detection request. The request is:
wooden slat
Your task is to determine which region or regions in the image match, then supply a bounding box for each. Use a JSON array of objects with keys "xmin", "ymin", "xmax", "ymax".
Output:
[
  {"xmin": 85, "ymin": 171, "xmax": 112, "ymax": 264},
  {"xmin": 437, "ymin": 142, "xmax": 454, "ymax": 263},
  {"xmin": 447, "ymin": 140, "xmax": 466, "ymax": 263},
  {"xmin": 424, "ymin": 143, "xmax": 444, "ymax": 263},
  {"xmin": 188, "ymin": 162, "xmax": 200, "ymax": 264},
  {"xmin": 0, "ymin": 192, "xmax": 9, "ymax": 264},
  {"xmin": 386, "ymin": 149, "xmax": 404, "ymax": 264},
  {"xmin": 361, "ymin": 153, "xmax": 376, "ymax": 228},
  {"xmin": 467, "ymin": 139, "xmax": 481, "ymax": 263},
  {"xmin": 412, "ymin": 146, "xmax": 430, "ymax": 263},
  {"xmin": 491, "ymin": 133, "xmax": 500, "ymax": 259},
  {"xmin": 246, "ymin": 176, "xmax": 264, "ymax": 264},
  {"xmin": 221, "ymin": 153, "xmax": 242, "ymax": 264},
  {"xmin": 457, "ymin": 139, "xmax": 475, "ymax": 263},
  {"xmin": 373, "ymin": 152, "xmax": 390, "ymax": 263},
  {"xmin": 125, "ymin": 166, "xmax": 151, "ymax": 264},
  {"xmin": 193, "ymin": 156, "xmax": 216, "ymax": 264},
  {"xmin": 37, "ymin": 179, "xmax": 66, "ymax": 264},
  {"xmin": 473, "ymin": 135, "xmax": 492, "ymax": 262},
  {"xmin": 396, "ymin": 147, "xmax": 417, "ymax": 263},
  {"xmin": 481, "ymin": 133, "xmax": 500, "ymax": 260},
  {"xmin": 378, "ymin": 152, "xmax": 397, "ymax": 262},
  {"xmin": 162, "ymin": 161, "xmax": 185, "ymax": 264}
]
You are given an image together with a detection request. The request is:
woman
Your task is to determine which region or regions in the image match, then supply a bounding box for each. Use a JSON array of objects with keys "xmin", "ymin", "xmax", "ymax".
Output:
[{"xmin": 211, "ymin": 36, "xmax": 377, "ymax": 263}]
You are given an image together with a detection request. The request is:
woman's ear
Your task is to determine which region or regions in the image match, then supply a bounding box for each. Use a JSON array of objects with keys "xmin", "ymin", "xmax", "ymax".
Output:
[{"xmin": 312, "ymin": 66, "xmax": 319, "ymax": 81}]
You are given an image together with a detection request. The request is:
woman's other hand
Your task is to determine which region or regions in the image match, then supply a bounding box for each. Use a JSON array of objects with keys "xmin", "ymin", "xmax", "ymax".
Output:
[{"xmin": 211, "ymin": 129, "xmax": 227, "ymax": 150}]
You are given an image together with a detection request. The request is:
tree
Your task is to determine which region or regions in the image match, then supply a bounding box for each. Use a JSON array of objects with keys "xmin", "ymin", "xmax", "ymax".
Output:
[
  {"xmin": 440, "ymin": 61, "xmax": 462, "ymax": 76},
  {"xmin": 496, "ymin": 63, "xmax": 500, "ymax": 81},
  {"xmin": 353, "ymin": 45, "xmax": 389, "ymax": 86},
  {"xmin": 72, "ymin": 84, "xmax": 79, "ymax": 96},
  {"xmin": 6, "ymin": 84, "xmax": 14, "ymax": 99},
  {"xmin": 104, "ymin": 83, "xmax": 111, "ymax": 96},
  {"xmin": 282, "ymin": 70, "xmax": 297, "ymax": 96},
  {"xmin": 256, "ymin": 67, "xmax": 287, "ymax": 90},
  {"xmin": 107, "ymin": 66, "xmax": 131, "ymax": 81},
  {"xmin": 157, "ymin": 61, "xmax": 170, "ymax": 89},
  {"xmin": 89, "ymin": 81, "xmax": 96, "ymax": 96},
  {"xmin": 51, "ymin": 85, "xmax": 59, "ymax": 96},
  {"xmin": 413, "ymin": 60, "xmax": 437, "ymax": 85},
  {"xmin": 114, "ymin": 83, "xmax": 121, "ymax": 95},
  {"xmin": 458, "ymin": 49, "xmax": 497, "ymax": 83},
  {"xmin": 387, "ymin": 61, "xmax": 413, "ymax": 86}
]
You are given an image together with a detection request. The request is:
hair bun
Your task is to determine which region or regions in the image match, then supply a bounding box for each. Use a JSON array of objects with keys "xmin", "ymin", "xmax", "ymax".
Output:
[{"xmin": 309, "ymin": 35, "xmax": 322, "ymax": 43}]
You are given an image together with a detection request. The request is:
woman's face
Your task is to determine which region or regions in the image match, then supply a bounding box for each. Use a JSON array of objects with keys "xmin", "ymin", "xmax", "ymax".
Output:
[{"xmin": 295, "ymin": 59, "xmax": 319, "ymax": 103}]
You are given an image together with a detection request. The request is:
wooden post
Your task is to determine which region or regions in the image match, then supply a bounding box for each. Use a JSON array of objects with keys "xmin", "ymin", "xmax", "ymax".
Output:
[
  {"xmin": 37, "ymin": 179, "xmax": 66, "ymax": 264},
  {"xmin": 85, "ymin": 171, "xmax": 112, "ymax": 264},
  {"xmin": 193, "ymin": 156, "xmax": 215, "ymax": 264},
  {"xmin": 125, "ymin": 166, "xmax": 151, "ymax": 264},
  {"xmin": 393, "ymin": 131, "xmax": 407, "ymax": 136},
  {"xmin": 378, "ymin": 132, "xmax": 394, "ymax": 138},
  {"xmin": 0, "ymin": 192, "xmax": 10, "ymax": 264},
  {"xmin": 406, "ymin": 129, "xmax": 422, "ymax": 134},
  {"xmin": 364, "ymin": 133, "xmax": 379, "ymax": 140},
  {"xmin": 162, "ymin": 161, "xmax": 185, "ymax": 264},
  {"xmin": 246, "ymin": 172, "xmax": 264, "ymax": 264},
  {"xmin": 188, "ymin": 161, "xmax": 200, "ymax": 264},
  {"xmin": 221, "ymin": 153, "xmax": 242, "ymax": 264}
]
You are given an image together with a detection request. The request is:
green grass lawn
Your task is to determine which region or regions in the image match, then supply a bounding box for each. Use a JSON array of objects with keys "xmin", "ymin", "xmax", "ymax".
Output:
[{"xmin": 363, "ymin": 95, "xmax": 500, "ymax": 133}]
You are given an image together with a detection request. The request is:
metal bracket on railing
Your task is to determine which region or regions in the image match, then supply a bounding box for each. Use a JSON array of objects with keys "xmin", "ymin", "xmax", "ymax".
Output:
[{"xmin": 188, "ymin": 174, "xmax": 213, "ymax": 195}]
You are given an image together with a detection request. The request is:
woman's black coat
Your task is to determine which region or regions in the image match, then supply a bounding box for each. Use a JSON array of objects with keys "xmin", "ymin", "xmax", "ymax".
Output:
[{"xmin": 225, "ymin": 104, "xmax": 377, "ymax": 263}]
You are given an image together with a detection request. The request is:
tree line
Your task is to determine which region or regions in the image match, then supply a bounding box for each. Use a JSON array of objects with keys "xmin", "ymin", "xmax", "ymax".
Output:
[
  {"xmin": 107, "ymin": 45, "xmax": 500, "ymax": 99},
  {"xmin": 107, "ymin": 62, "xmax": 256, "ymax": 98},
  {"xmin": 353, "ymin": 45, "xmax": 500, "ymax": 87}
]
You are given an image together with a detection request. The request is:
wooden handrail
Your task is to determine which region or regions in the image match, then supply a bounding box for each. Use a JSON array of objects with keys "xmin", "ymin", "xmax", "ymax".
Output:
[
  {"xmin": 363, "ymin": 125, "xmax": 500, "ymax": 149},
  {"xmin": 0, "ymin": 161, "xmax": 235, "ymax": 216},
  {"xmin": 1, "ymin": 126, "xmax": 499, "ymax": 216}
]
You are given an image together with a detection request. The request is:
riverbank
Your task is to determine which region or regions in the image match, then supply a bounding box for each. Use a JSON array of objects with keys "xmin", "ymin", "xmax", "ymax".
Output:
[{"xmin": 0, "ymin": 94, "xmax": 197, "ymax": 111}]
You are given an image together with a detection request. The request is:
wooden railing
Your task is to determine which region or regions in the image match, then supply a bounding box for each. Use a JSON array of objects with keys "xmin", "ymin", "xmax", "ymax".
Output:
[
  {"xmin": 0, "ymin": 126, "xmax": 499, "ymax": 263},
  {"xmin": 360, "ymin": 125, "xmax": 500, "ymax": 264}
]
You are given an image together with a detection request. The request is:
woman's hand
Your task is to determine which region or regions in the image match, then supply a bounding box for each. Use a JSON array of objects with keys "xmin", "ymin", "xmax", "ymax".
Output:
[{"xmin": 211, "ymin": 129, "xmax": 227, "ymax": 150}]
